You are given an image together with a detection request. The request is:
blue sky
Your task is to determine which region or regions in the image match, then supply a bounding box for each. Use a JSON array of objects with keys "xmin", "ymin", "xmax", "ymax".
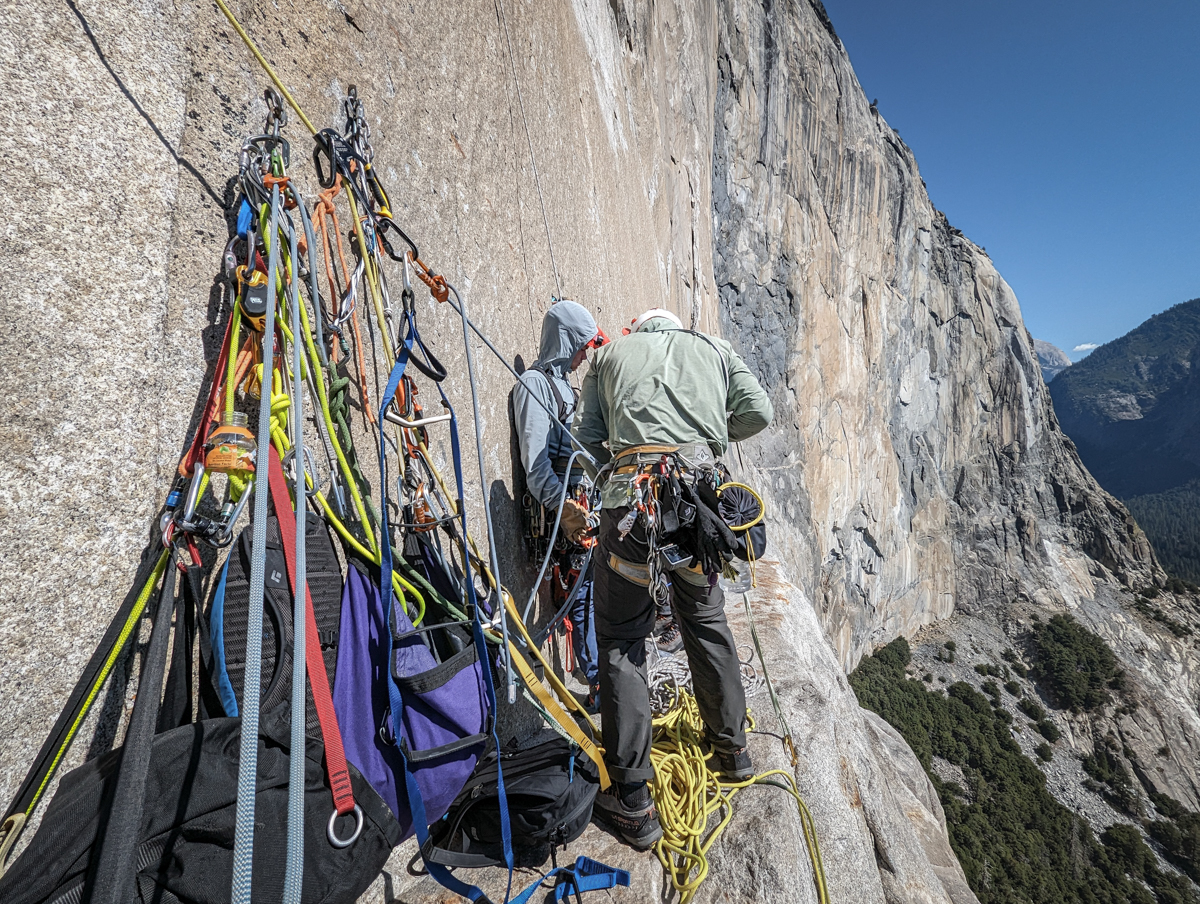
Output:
[{"xmin": 821, "ymin": 1, "xmax": 1199, "ymax": 360}]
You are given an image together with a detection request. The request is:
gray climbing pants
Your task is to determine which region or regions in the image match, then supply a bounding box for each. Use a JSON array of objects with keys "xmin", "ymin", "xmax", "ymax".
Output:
[{"xmin": 593, "ymin": 507, "xmax": 747, "ymax": 784}]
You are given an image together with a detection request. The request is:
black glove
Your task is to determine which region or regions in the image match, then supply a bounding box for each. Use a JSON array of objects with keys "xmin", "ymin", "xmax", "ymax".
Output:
[{"xmin": 682, "ymin": 481, "xmax": 736, "ymax": 575}]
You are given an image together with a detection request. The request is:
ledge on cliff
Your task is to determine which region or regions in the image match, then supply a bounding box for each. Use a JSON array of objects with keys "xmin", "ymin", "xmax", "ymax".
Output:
[{"xmin": 371, "ymin": 563, "xmax": 977, "ymax": 904}]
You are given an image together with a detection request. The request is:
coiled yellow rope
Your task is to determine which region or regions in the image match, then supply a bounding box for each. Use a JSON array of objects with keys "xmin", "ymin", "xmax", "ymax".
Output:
[{"xmin": 650, "ymin": 691, "xmax": 828, "ymax": 904}]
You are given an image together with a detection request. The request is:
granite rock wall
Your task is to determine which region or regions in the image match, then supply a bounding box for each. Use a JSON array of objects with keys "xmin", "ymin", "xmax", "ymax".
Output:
[{"xmin": 709, "ymin": 0, "xmax": 1156, "ymax": 666}]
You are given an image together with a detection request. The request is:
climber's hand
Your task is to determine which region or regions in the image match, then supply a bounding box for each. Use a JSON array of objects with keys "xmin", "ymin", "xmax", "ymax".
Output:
[{"xmin": 559, "ymin": 499, "xmax": 591, "ymax": 546}]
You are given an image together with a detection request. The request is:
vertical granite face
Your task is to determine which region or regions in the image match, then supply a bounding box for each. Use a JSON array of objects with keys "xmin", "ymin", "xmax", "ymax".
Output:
[
  {"xmin": 0, "ymin": 0, "xmax": 719, "ymax": 856},
  {"xmin": 709, "ymin": 0, "xmax": 1156, "ymax": 668},
  {"xmin": 709, "ymin": 0, "xmax": 1200, "ymax": 827}
]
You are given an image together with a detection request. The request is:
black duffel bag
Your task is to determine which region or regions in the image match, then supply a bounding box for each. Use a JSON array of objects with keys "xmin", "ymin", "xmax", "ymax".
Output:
[
  {"xmin": 0, "ymin": 707, "xmax": 401, "ymax": 904},
  {"xmin": 422, "ymin": 729, "xmax": 599, "ymax": 869}
]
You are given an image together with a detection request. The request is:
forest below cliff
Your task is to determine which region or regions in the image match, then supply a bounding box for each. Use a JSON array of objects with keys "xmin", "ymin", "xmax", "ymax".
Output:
[{"xmin": 852, "ymin": 628, "xmax": 1200, "ymax": 904}]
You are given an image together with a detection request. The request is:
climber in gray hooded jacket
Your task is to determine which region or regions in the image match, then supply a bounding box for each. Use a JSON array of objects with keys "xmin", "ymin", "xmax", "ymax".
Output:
[{"xmin": 512, "ymin": 299, "xmax": 610, "ymax": 701}]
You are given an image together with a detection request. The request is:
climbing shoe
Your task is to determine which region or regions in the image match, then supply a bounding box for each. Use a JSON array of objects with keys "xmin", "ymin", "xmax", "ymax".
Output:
[
  {"xmin": 714, "ymin": 746, "xmax": 754, "ymax": 782},
  {"xmin": 593, "ymin": 782, "xmax": 663, "ymax": 850},
  {"xmin": 654, "ymin": 619, "xmax": 684, "ymax": 654}
]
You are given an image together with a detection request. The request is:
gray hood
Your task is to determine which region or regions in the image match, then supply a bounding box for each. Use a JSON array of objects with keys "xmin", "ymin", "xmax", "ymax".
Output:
[{"xmin": 534, "ymin": 300, "xmax": 598, "ymax": 376}]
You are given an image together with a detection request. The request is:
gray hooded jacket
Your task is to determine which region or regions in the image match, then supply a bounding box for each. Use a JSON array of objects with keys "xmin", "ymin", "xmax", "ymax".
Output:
[{"xmin": 512, "ymin": 300, "xmax": 599, "ymax": 508}]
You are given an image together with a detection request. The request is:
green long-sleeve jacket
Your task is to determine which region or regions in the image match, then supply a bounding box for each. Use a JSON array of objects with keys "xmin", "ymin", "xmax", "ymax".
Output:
[{"xmin": 572, "ymin": 319, "xmax": 773, "ymax": 504}]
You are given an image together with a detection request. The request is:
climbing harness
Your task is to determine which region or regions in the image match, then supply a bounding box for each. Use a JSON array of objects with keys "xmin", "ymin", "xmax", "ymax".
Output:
[{"xmin": 599, "ymin": 442, "xmax": 735, "ymax": 605}]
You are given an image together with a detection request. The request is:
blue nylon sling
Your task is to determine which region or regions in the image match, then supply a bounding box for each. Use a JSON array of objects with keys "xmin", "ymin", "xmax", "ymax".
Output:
[
  {"xmin": 378, "ymin": 309, "xmax": 513, "ymax": 902},
  {"xmin": 506, "ymin": 856, "xmax": 630, "ymax": 904},
  {"xmin": 208, "ymin": 558, "xmax": 239, "ymax": 716}
]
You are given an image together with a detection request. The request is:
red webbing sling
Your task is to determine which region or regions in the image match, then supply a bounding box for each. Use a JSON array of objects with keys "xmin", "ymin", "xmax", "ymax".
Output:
[{"xmin": 266, "ymin": 446, "xmax": 356, "ymax": 815}]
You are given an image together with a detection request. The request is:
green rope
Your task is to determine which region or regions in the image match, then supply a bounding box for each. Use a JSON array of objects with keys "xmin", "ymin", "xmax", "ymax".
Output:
[{"xmin": 743, "ymin": 592, "xmax": 799, "ymax": 767}]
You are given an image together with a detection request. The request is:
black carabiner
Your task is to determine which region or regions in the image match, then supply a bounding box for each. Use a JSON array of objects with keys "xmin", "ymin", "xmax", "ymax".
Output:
[
  {"xmin": 312, "ymin": 129, "xmax": 337, "ymax": 189},
  {"xmin": 376, "ymin": 215, "xmax": 419, "ymax": 263},
  {"xmin": 244, "ymin": 133, "xmax": 290, "ymax": 168}
]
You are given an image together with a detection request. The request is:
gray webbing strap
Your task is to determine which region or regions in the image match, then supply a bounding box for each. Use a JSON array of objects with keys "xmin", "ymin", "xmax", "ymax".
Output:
[
  {"xmin": 230, "ymin": 183, "xmax": 281, "ymax": 904},
  {"xmin": 282, "ymin": 204, "xmax": 308, "ymax": 904},
  {"xmin": 452, "ymin": 281, "xmax": 517, "ymax": 704},
  {"xmin": 90, "ymin": 561, "xmax": 178, "ymax": 904}
]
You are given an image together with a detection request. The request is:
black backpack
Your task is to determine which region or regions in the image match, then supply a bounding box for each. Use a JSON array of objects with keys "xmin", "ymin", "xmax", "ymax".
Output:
[
  {"xmin": 422, "ymin": 729, "xmax": 600, "ymax": 868},
  {"xmin": 206, "ymin": 515, "xmax": 343, "ymax": 732},
  {"xmin": 0, "ymin": 709, "xmax": 400, "ymax": 904},
  {"xmin": 0, "ymin": 552, "xmax": 398, "ymax": 904}
]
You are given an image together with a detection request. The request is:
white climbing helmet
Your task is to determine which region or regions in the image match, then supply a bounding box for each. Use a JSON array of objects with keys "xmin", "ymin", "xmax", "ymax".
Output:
[{"xmin": 625, "ymin": 308, "xmax": 683, "ymax": 335}]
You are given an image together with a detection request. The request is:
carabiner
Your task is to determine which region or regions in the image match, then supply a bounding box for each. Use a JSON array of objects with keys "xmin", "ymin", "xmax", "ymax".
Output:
[
  {"xmin": 312, "ymin": 129, "xmax": 338, "ymax": 189},
  {"xmin": 375, "ymin": 215, "xmax": 419, "ymax": 263}
]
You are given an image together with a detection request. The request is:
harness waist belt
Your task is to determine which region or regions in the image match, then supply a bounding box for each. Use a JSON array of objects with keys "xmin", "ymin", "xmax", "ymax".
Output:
[
  {"xmin": 612, "ymin": 443, "xmax": 682, "ymax": 460},
  {"xmin": 610, "ymin": 442, "xmax": 718, "ymax": 475},
  {"xmin": 607, "ymin": 553, "xmax": 651, "ymax": 587}
]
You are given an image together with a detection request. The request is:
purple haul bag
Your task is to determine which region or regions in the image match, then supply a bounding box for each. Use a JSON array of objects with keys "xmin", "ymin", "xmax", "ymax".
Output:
[{"xmin": 332, "ymin": 560, "xmax": 488, "ymax": 839}]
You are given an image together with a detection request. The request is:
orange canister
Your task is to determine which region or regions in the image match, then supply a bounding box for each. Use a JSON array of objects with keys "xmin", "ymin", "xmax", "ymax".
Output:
[{"xmin": 205, "ymin": 412, "xmax": 257, "ymax": 475}]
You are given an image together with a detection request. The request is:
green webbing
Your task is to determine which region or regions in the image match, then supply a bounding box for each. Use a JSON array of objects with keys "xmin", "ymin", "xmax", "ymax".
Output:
[
  {"xmin": 392, "ymin": 547, "xmax": 465, "ymax": 622},
  {"xmin": 327, "ymin": 364, "xmax": 380, "ymax": 529}
]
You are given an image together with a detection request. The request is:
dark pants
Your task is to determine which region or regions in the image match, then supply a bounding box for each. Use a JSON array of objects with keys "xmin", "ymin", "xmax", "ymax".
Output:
[{"xmin": 593, "ymin": 508, "xmax": 747, "ymax": 784}]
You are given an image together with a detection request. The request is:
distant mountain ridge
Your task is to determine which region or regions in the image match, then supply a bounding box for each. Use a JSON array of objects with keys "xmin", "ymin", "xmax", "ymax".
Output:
[
  {"xmin": 1049, "ymin": 298, "xmax": 1200, "ymax": 498},
  {"xmin": 1050, "ymin": 297, "xmax": 1200, "ymax": 580},
  {"xmin": 1034, "ymin": 338, "xmax": 1071, "ymax": 383}
]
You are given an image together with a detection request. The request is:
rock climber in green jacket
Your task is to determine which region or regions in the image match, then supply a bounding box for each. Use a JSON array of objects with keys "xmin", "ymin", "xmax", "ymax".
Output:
[{"xmin": 572, "ymin": 307, "xmax": 774, "ymax": 849}]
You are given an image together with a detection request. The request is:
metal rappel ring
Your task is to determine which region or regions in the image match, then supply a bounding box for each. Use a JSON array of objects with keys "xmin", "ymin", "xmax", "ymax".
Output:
[{"xmin": 327, "ymin": 804, "xmax": 364, "ymax": 849}]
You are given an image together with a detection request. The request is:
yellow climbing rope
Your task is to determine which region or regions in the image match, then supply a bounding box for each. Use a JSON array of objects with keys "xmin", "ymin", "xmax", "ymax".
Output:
[
  {"xmin": 650, "ymin": 690, "xmax": 828, "ymax": 904},
  {"xmin": 212, "ymin": 0, "xmax": 317, "ymax": 136}
]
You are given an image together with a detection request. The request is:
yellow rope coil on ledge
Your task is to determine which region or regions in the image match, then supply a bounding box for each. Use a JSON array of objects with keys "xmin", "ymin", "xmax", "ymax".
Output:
[{"xmin": 650, "ymin": 690, "xmax": 829, "ymax": 904}]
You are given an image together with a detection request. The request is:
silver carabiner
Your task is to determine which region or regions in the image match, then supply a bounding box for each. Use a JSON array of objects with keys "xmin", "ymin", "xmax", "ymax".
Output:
[
  {"xmin": 181, "ymin": 463, "xmax": 206, "ymax": 525},
  {"xmin": 402, "ymin": 250, "xmax": 414, "ymax": 295}
]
